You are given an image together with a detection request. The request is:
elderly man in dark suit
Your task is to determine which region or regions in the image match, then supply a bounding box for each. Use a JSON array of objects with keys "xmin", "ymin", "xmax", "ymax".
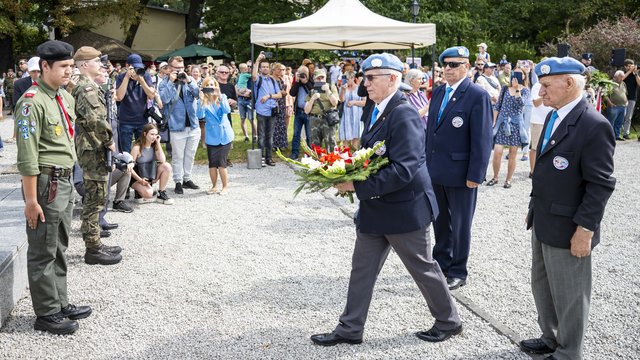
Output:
[
  {"xmin": 426, "ymin": 46, "xmax": 493, "ymax": 290},
  {"xmin": 519, "ymin": 57, "xmax": 616, "ymax": 360},
  {"xmin": 310, "ymin": 53, "xmax": 462, "ymax": 347}
]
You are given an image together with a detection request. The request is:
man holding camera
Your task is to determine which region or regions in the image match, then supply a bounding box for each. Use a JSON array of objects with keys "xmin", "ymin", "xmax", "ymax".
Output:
[
  {"xmin": 304, "ymin": 69, "xmax": 338, "ymax": 152},
  {"xmin": 72, "ymin": 46, "xmax": 123, "ymax": 265},
  {"xmin": 159, "ymin": 55, "xmax": 201, "ymax": 193},
  {"xmin": 252, "ymin": 52, "xmax": 283, "ymax": 166},
  {"xmin": 115, "ymin": 54, "xmax": 155, "ymax": 153},
  {"xmin": 622, "ymin": 59, "xmax": 640, "ymax": 140},
  {"xmin": 289, "ymin": 65, "xmax": 313, "ymax": 159}
]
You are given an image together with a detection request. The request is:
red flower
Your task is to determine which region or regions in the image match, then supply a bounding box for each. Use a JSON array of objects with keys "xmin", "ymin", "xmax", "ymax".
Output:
[{"xmin": 363, "ymin": 159, "xmax": 370, "ymax": 168}]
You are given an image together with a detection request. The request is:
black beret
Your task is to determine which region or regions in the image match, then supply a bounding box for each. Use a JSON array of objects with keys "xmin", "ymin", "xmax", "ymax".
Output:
[{"xmin": 37, "ymin": 40, "xmax": 74, "ymax": 62}]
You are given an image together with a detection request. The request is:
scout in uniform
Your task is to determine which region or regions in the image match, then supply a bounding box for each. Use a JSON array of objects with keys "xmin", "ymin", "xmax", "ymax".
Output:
[
  {"xmin": 71, "ymin": 46, "xmax": 122, "ymax": 265},
  {"xmin": 16, "ymin": 40, "xmax": 91, "ymax": 335}
]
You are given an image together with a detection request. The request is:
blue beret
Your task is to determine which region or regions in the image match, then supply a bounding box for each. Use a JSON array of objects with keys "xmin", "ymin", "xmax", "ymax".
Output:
[
  {"xmin": 37, "ymin": 40, "xmax": 74, "ymax": 62},
  {"xmin": 438, "ymin": 46, "xmax": 469, "ymax": 64},
  {"xmin": 581, "ymin": 53, "xmax": 593, "ymax": 60},
  {"xmin": 534, "ymin": 57, "xmax": 586, "ymax": 78},
  {"xmin": 361, "ymin": 53, "xmax": 403, "ymax": 72}
]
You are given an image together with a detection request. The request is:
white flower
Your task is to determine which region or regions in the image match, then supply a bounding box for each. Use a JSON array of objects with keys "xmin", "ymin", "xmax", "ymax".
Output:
[
  {"xmin": 352, "ymin": 148, "xmax": 372, "ymax": 161},
  {"xmin": 301, "ymin": 156, "xmax": 322, "ymax": 170},
  {"xmin": 327, "ymin": 159, "xmax": 346, "ymax": 173}
]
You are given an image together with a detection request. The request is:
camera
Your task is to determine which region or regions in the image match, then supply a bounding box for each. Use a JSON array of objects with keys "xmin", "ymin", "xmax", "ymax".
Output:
[
  {"xmin": 263, "ymin": 51, "xmax": 273, "ymax": 59},
  {"xmin": 313, "ymin": 81, "xmax": 326, "ymax": 91},
  {"xmin": 176, "ymin": 72, "xmax": 187, "ymax": 81},
  {"xmin": 298, "ymin": 73, "xmax": 307, "ymax": 79},
  {"xmin": 135, "ymin": 67, "xmax": 146, "ymax": 76},
  {"xmin": 112, "ymin": 157, "xmax": 129, "ymax": 172}
]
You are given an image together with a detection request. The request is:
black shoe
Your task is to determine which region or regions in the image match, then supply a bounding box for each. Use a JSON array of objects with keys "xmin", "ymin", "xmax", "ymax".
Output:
[
  {"xmin": 101, "ymin": 223, "xmax": 118, "ymax": 231},
  {"xmin": 175, "ymin": 182, "xmax": 184, "ymax": 194},
  {"xmin": 415, "ymin": 324, "xmax": 462, "ymax": 342},
  {"xmin": 34, "ymin": 312, "xmax": 79, "ymax": 335},
  {"xmin": 519, "ymin": 338, "xmax": 555, "ymax": 354},
  {"xmin": 310, "ymin": 332, "xmax": 362, "ymax": 346},
  {"xmin": 447, "ymin": 277, "xmax": 466, "ymax": 290},
  {"xmin": 112, "ymin": 200, "xmax": 133, "ymax": 213},
  {"xmin": 85, "ymin": 245, "xmax": 122, "ymax": 265},
  {"xmin": 60, "ymin": 304, "xmax": 92, "ymax": 320},
  {"xmin": 244, "ymin": 137, "xmax": 249, "ymax": 143},
  {"xmin": 100, "ymin": 230, "xmax": 111, "ymax": 238},
  {"xmin": 266, "ymin": 160, "xmax": 276, "ymax": 166},
  {"xmin": 623, "ymin": 134, "xmax": 630, "ymax": 139},
  {"xmin": 616, "ymin": 137, "xmax": 625, "ymax": 141},
  {"xmin": 100, "ymin": 243, "xmax": 122, "ymax": 255},
  {"xmin": 183, "ymin": 180, "xmax": 200, "ymax": 190}
]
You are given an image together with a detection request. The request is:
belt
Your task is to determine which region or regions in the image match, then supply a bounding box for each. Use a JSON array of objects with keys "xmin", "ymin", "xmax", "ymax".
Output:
[{"xmin": 39, "ymin": 166, "xmax": 72, "ymax": 178}]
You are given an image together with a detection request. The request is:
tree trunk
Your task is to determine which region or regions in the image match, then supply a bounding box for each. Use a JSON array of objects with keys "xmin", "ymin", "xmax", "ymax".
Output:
[
  {"xmin": 124, "ymin": 0, "xmax": 151, "ymax": 48},
  {"xmin": 0, "ymin": 36, "xmax": 15, "ymax": 74},
  {"xmin": 185, "ymin": 0, "xmax": 205, "ymax": 45}
]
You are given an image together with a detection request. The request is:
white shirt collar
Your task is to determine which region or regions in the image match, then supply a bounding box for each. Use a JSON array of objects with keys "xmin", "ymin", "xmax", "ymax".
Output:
[
  {"xmin": 551, "ymin": 94, "xmax": 582, "ymax": 133},
  {"xmin": 445, "ymin": 77, "xmax": 466, "ymax": 99},
  {"xmin": 373, "ymin": 91, "xmax": 397, "ymax": 120}
]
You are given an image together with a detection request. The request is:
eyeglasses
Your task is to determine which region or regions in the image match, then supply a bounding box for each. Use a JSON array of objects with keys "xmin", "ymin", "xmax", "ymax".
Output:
[
  {"xmin": 442, "ymin": 61, "xmax": 466, "ymax": 69},
  {"xmin": 364, "ymin": 73, "xmax": 392, "ymax": 81},
  {"xmin": 217, "ymin": 71, "xmax": 229, "ymax": 74}
]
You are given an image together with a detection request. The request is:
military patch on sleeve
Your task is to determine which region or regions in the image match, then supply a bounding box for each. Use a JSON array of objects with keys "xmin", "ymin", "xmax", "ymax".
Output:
[
  {"xmin": 84, "ymin": 86, "xmax": 95, "ymax": 92},
  {"xmin": 24, "ymin": 90, "xmax": 37, "ymax": 98},
  {"xmin": 21, "ymin": 104, "xmax": 31, "ymax": 117}
]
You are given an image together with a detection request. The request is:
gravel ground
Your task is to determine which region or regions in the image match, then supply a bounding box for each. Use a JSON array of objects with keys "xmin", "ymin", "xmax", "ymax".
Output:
[{"xmin": 0, "ymin": 111, "xmax": 638, "ymax": 359}]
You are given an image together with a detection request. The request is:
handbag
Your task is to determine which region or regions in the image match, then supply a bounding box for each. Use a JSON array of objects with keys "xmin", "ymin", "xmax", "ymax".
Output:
[{"xmin": 316, "ymin": 97, "xmax": 340, "ymax": 126}]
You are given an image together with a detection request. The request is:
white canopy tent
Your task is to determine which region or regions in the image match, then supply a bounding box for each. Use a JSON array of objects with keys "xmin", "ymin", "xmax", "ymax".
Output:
[{"xmin": 250, "ymin": 0, "xmax": 436, "ymax": 50}]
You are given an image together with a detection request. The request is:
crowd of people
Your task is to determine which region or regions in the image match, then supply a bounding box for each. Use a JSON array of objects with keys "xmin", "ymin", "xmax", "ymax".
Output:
[{"xmin": 2, "ymin": 38, "xmax": 627, "ymax": 360}]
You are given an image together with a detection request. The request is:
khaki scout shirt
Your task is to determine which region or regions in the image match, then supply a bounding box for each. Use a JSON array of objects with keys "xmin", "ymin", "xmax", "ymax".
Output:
[
  {"xmin": 305, "ymin": 84, "xmax": 338, "ymax": 116},
  {"xmin": 15, "ymin": 78, "xmax": 77, "ymax": 176},
  {"xmin": 72, "ymin": 74, "xmax": 113, "ymax": 180}
]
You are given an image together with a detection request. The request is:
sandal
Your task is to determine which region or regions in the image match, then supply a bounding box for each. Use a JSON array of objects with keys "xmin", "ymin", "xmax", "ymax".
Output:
[
  {"xmin": 486, "ymin": 178, "xmax": 498, "ymax": 186},
  {"xmin": 503, "ymin": 181, "xmax": 512, "ymax": 189}
]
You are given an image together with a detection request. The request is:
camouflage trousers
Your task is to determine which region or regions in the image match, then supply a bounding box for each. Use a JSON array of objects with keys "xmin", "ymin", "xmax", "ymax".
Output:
[
  {"xmin": 310, "ymin": 115, "xmax": 336, "ymax": 152},
  {"xmin": 81, "ymin": 178, "xmax": 107, "ymax": 249}
]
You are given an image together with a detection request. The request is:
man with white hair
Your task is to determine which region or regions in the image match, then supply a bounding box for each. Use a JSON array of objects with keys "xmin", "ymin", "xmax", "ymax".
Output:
[
  {"xmin": 13, "ymin": 57, "xmax": 41, "ymax": 108},
  {"xmin": 310, "ymin": 53, "xmax": 461, "ymax": 347},
  {"xmin": 605, "ymin": 70, "xmax": 628, "ymax": 140},
  {"xmin": 520, "ymin": 57, "xmax": 616, "ymax": 360}
]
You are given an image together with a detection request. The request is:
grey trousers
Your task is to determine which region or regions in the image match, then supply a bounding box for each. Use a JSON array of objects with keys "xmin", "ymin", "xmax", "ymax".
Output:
[
  {"xmin": 334, "ymin": 226, "xmax": 461, "ymax": 339},
  {"xmin": 531, "ymin": 229, "xmax": 592, "ymax": 360},
  {"xmin": 622, "ymin": 100, "xmax": 636, "ymax": 135}
]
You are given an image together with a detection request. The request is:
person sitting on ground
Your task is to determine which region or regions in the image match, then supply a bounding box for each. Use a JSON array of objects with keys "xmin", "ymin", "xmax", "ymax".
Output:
[
  {"xmin": 198, "ymin": 78, "xmax": 233, "ymax": 195},
  {"xmin": 130, "ymin": 124, "xmax": 174, "ymax": 204}
]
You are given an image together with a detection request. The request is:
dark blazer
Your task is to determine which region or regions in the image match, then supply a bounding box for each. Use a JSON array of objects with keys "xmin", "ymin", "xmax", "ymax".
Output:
[
  {"xmin": 425, "ymin": 78, "xmax": 493, "ymax": 186},
  {"xmin": 526, "ymin": 98, "xmax": 616, "ymax": 249},
  {"xmin": 354, "ymin": 91, "xmax": 438, "ymax": 235},
  {"xmin": 13, "ymin": 77, "xmax": 34, "ymax": 109}
]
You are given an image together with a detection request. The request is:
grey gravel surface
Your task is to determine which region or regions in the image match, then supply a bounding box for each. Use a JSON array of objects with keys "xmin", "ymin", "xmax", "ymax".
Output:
[{"xmin": 0, "ymin": 111, "xmax": 638, "ymax": 359}]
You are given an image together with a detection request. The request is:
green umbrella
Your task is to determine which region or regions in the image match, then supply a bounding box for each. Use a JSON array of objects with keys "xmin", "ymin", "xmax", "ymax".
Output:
[{"xmin": 155, "ymin": 44, "xmax": 232, "ymax": 62}]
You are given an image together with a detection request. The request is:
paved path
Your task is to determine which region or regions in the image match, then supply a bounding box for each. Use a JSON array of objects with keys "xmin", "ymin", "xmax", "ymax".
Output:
[{"xmin": 0, "ymin": 111, "xmax": 639, "ymax": 359}]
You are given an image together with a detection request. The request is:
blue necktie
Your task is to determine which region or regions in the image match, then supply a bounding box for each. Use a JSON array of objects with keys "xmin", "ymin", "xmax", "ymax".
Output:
[
  {"xmin": 437, "ymin": 86, "xmax": 453, "ymax": 123},
  {"xmin": 369, "ymin": 107, "xmax": 379, "ymax": 130},
  {"xmin": 541, "ymin": 110, "xmax": 559, "ymax": 152}
]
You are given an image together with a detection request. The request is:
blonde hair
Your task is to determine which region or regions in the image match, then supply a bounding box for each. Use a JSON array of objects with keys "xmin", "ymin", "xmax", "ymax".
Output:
[{"xmin": 200, "ymin": 77, "xmax": 220, "ymax": 107}]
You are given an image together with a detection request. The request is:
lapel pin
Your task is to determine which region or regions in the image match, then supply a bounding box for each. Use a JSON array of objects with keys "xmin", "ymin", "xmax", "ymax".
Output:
[{"xmin": 550, "ymin": 140, "xmax": 555, "ymax": 145}]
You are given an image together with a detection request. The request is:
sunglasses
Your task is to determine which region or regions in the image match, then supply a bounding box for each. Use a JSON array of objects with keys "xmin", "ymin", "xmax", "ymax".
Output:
[
  {"xmin": 442, "ymin": 61, "xmax": 466, "ymax": 68},
  {"xmin": 217, "ymin": 71, "xmax": 229, "ymax": 74},
  {"xmin": 364, "ymin": 73, "xmax": 392, "ymax": 81}
]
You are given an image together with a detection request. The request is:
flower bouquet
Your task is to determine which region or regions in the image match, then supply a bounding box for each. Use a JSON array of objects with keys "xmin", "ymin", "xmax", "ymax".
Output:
[{"xmin": 275, "ymin": 141, "xmax": 389, "ymax": 203}]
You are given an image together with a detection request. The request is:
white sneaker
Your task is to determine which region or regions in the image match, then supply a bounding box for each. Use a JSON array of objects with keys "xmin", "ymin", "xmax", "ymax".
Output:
[{"xmin": 156, "ymin": 190, "xmax": 174, "ymax": 205}]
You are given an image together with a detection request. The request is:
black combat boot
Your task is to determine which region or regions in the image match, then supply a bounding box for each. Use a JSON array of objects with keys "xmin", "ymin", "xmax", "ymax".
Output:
[
  {"xmin": 34, "ymin": 312, "xmax": 79, "ymax": 335},
  {"xmin": 61, "ymin": 304, "xmax": 92, "ymax": 320},
  {"xmin": 85, "ymin": 245, "xmax": 122, "ymax": 265}
]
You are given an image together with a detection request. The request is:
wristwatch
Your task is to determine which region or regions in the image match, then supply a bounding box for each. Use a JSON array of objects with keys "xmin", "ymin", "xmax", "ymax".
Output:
[
  {"xmin": 579, "ymin": 226, "xmax": 593, "ymax": 233},
  {"xmin": 269, "ymin": 94, "xmax": 272, "ymax": 99}
]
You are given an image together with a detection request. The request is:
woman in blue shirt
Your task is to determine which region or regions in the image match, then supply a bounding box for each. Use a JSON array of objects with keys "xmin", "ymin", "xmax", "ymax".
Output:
[{"xmin": 198, "ymin": 77, "xmax": 233, "ymax": 195}]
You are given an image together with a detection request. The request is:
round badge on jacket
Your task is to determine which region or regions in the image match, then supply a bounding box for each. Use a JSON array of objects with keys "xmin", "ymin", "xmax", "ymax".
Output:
[
  {"xmin": 553, "ymin": 156, "xmax": 569, "ymax": 170},
  {"xmin": 452, "ymin": 116, "xmax": 464, "ymax": 128},
  {"xmin": 374, "ymin": 141, "xmax": 386, "ymax": 156}
]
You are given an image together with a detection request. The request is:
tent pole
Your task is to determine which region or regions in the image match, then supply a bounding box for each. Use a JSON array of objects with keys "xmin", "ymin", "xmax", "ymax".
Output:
[
  {"xmin": 276, "ymin": 44, "xmax": 279, "ymax": 62},
  {"xmin": 411, "ymin": 44, "xmax": 415, "ymax": 67},
  {"xmin": 431, "ymin": 43, "xmax": 436, "ymax": 88}
]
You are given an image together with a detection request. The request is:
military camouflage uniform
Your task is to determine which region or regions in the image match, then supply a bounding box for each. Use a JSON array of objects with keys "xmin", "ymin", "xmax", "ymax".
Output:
[
  {"xmin": 305, "ymin": 84, "xmax": 338, "ymax": 151},
  {"xmin": 16, "ymin": 79, "xmax": 77, "ymax": 316},
  {"xmin": 72, "ymin": 74, "xmax": 113, "ymax": 249}
]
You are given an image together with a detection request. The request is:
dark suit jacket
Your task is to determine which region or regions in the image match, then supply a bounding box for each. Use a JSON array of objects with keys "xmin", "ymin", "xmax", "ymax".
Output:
[
  {"xmin": 426, "ymin": 78, "xmax": 493, "ymax": 187},
  {"xmin": 354, "ymin": 91, "xmax": 438, "ymax": 235},
  {"xmin": 526, "ymin": 98, "xmax": 616, "ymax": 249},
  {"xmin": 13, "ymin": 77, "xmax": 34, "ymax": 109}
]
